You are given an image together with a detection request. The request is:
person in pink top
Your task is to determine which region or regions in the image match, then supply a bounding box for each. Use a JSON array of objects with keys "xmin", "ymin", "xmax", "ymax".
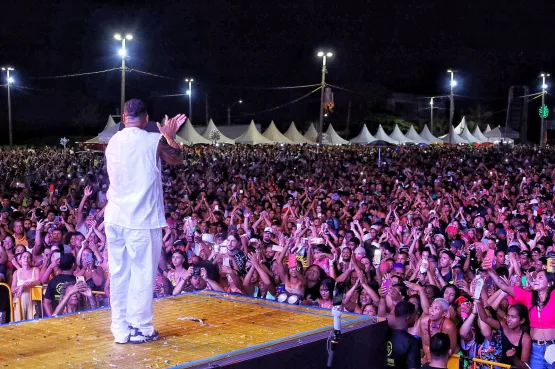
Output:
[{"xmin": 488, "ymin": 267, "xmax": 555, "ymax": 369}]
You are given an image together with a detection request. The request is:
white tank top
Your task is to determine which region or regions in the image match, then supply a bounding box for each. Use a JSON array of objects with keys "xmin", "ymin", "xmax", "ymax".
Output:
[{"xmin": 104, "ymin": 127, "xmax": 167, "ymax": 229}]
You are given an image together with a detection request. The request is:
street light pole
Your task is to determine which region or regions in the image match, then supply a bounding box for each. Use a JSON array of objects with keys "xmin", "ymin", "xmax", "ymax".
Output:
[
  {"xmin": 2, "ymin": 67, "xmax": 14, "ymax": 146},
  {"xmin": 114, "ymin": 33, "xmax": 133, "ymax": 116},
  {"xmin": 226, "ymin": 100, "xmax": 242, "ymax": 125},
  {"xmin": 540, "ymin": 73, "xmax": 550, "ymax": 147},
  {"xmin": 447, "ymin": 70, "xmax": 457, "ymax": 144},
  {"xmin": 317, "ymin": 51, "xmax": 333, "ymax": 144},
  {"xmin": 185, "ymin": 78, "xmax": 194, "ymax": 122},
  {"xmin": 430, "ymin": 97, "xmax": 434, "ymax": 135}
]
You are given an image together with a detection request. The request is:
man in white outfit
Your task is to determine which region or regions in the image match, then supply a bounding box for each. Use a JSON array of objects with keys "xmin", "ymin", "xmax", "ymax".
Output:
[{"xmin": 104, "ymin": 99, "xmax": 186, "ymax": 344}]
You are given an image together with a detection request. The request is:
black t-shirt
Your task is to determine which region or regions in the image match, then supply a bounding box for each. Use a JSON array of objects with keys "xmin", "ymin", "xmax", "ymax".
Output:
[
  {"xmin": 421, "ymin": 365, "xmax": 447, "ymax": 369},
  {"xmin": 44, "ymin": 274, "xmax": 77, "ymax": 309},
  {"xmin": 386, "ymin": 328, "xmax": 421, "ymax": 369}
]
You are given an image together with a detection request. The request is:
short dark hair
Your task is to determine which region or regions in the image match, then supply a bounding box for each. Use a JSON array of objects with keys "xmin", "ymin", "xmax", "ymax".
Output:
[
  {"xmin": 124, "ymin": 99, "xmax": 147, "ymax": 118},
  {"xmin": 429, "ymin": 332, "xmax": 450, "ymax": 359},
  {"xmin": 59, "ymin": 253, "xmax": 75, "ymax": 271},
  {"xmin": 394, "ymin": 300, "xmax": 415, "ymax": 318}
]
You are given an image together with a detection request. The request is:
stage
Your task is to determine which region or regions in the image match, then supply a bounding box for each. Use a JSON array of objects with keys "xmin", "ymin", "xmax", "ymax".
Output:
[{"xmin": 0, "ymin": 291, "xmax": 387, "ymax": 368}]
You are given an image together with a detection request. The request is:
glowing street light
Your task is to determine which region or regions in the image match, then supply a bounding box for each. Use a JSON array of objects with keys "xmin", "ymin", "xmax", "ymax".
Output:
[
  {"xmin": 114, "ymin": 32, "xmax": 132, "ymax": 115},
  {"xmin": 317, "ymin": 50, "xmax": 333, "ymax": 144},
  {"xmin": 2, "ymin": 67, "xmax": 14, "ymax": 146},
  {"xmin": 185, "ymin": 78, "xmax": 194, "ymax": 121},
  {"xmin": 226, "ymin": 99, "xmax": 243, "ymax": 125}
]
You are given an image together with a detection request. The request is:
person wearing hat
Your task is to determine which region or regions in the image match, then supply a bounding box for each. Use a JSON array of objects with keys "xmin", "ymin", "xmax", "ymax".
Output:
[{"xmin": 519, "ymin": 250, "xmax": 534, "ymax": 274}]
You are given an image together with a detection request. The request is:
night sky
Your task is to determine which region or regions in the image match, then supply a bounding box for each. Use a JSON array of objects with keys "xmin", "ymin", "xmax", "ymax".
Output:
[{"xmin": 1, "ymin": 0, "xmax": 554, "ymax": 144}]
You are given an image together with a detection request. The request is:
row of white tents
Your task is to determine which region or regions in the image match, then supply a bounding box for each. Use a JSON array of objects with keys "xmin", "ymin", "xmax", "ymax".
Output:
[{"xmin": 86, "ymin": 115, "xmax": 515, "ymax": 145}]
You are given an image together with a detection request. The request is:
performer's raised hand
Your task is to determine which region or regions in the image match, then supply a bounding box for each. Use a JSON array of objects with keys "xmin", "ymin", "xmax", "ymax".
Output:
[{"xmin": 157, "ymin": 114, "xmax": 187, "ymax": 137}]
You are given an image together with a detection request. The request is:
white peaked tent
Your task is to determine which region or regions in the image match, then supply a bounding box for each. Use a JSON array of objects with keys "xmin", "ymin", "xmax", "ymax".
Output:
[
  {"xmin": 405, "ymin": 125, "xmax": 428, "ymax": 143},
  {"xmin": 201, "ymin": 119, "xmax": 235, "ymax": 144},
  {"xmin": 176, "ymin": 119, "xmax": 212, "ymax": 145},
  {"xmin": 235, "ymin": 120, "xmax": 276, "ymax": 144},
  {"xmin": 97, "ymin": 123, "xmax": 121, "ymax": 143},
  {"xmin": 85, "ymin": 115, "xmax": 119, "ymax": 144},
  {"xmin": 442, "ymin": 125, "xmax": 469, "ymax": 144},
  {"xmin": 484, "ymin": 126, "xmax": 519, "ymax": 141},
  {"xmin": 263, "ymin": 121, "xmax": 294, "ymax": 144},
  {"xmin": 454, "ymin": 116, "xmax": 467, "ymax": 134},
  {"xmin": 472, "ymin": 126, "xmax": 489, "ymax": 142},
  {"xmin": 419, "ymin": 125, "xmax": 442, "ymax": 143},
  {"xmin": 284, "ymin": 122, "xmax": 313, "ymax": 144},
  {"xmin": 459, "ymin": 126, "xmax": 480, "ymax": 143},
  {"xmin": 373, "ymin": 125, "xmax": 398, "ymax": 144},
  {"xmin": 485, "ymin": 124, "xmax": 493, "ymax": 133},
  {"xmin": 350, "ymin": 125, "xmax": 378, "ymax": 144},
  {"xmin": 104, "ymin": 115, "xmax": 117, "ymax": 130},
  {"xmin": 304, "ymin": 123, "xmax": 318, "ymax": 141},
  {"xmin": 388, "ymin": 124, "xmax": 416, "ymax": 144},
  {"xmin": 325, "ymin": 124, "xmax": 350, "ymax": 145}
]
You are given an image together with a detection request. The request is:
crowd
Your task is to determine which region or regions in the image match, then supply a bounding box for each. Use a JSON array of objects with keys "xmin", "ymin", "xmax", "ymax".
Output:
[{"xmin": 1, "ymin": 143, "xmax": 555, "ymax": 368}]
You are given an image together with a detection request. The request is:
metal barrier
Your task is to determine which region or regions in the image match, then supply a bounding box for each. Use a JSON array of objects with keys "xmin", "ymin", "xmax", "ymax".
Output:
[
  {"xmin": 0, "ymin": 282, "xmax": 13, "ymax": 323},
  {"xmin": 11, "ymin": 285, "xmax": 105, "ymax": 323},
  {"xmin": 448, "ymin": 354, "xmax": 512, "ymax": 369},
  {"xmin": 14, "ymin": 285, "xmax": 44, "ymax": 321}
]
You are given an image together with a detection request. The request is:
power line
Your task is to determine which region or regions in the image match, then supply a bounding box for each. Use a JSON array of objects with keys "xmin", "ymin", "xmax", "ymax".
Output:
[
  {"xmin": 419, "ymin": 95, "xmax": 451, "ymax": 99},
  {"xmin": 238, "ymin": 86, "xmax": 322, "ymax": 116},
  {"xmin": 129, "ymin": 68, "xmax": 320, "ymax": 90},
  {"xmin": 25, "ymin": 67, "xmax": 121, "ymax": 79},
  {"xmin": 515, "ymin": 92, "xmax": 542, "ymax": 99},
  {"xmin": 326, "ymin": 84, "xmax": 370, "ymax": 96},
  {"xmin": 153, "ymin": 92, "xmax": 188, "ymax": 98},
  {"xmin": 128, "ymin": 68, "xmax": 180, "ymax": 81},
  {"xmin": 453, "ymin": 94, "xmax": 503, "ymax": 100},
  {"xmin": 200, "ymin": 82, "xmax": 321, "ymax": 91}
]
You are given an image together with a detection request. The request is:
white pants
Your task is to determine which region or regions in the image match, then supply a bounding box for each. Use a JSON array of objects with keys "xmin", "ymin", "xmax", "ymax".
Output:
[{"xmin": 105, "ymin": 223, "xmax": 162, "ymax": 341}]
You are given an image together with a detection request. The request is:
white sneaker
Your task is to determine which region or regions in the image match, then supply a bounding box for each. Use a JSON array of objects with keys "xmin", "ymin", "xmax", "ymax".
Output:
[
  {"xmin": 129, "ymin": 328, "xmax": 160, "ymax": 344},
  {"xmin": 114, "ymin": 336, "xmax": 129, "ymax": 344}
]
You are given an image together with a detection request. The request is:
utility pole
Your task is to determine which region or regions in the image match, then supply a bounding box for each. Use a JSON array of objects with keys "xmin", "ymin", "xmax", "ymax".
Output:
[
  {"xmin": 185, "ymin": 78, "xmax": 194, "ymax": 122},
  {"xmin": 430, "ymin": 97, "xmax": 434, "ymax": 135},
  {"xmin": 317, "ymin": 51, "xmax": 333, "ymax": 144},
  {"xmin": 2, "ymin": 67, "xmax": 14, "ymax": 146},
  {"xmin": 226, "ymin": 100, "xmax": 243, "ymax": 125},
  {"xmin": 540, "ymin": 73, "xmax": 550, "ymax": 147},
  {"xmin": 114, "ymin": 33, "xmax": 133, "ymax": 117},
  {"xmin": 447, "ymin": 70, "xmax": 456, "ymax": 144}
]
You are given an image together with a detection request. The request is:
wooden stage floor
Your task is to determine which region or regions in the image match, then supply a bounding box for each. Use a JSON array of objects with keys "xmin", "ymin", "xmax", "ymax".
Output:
[{"xmin": 0, "ymin": 291, "xmax": 373, "ymax": 368}]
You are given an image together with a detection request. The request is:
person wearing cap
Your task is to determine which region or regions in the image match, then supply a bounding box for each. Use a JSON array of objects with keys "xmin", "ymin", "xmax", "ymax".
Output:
[
  {"xmin": 519, "ymin": 251, "xmax": 534, "ymax": 274},
  {"xmin": 262, "ymin": 227, "xmax": 274, "ymax": 245},
  {"xmin": 104, "ymin": 99, "xmax": 187, "ymax": 344}
]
